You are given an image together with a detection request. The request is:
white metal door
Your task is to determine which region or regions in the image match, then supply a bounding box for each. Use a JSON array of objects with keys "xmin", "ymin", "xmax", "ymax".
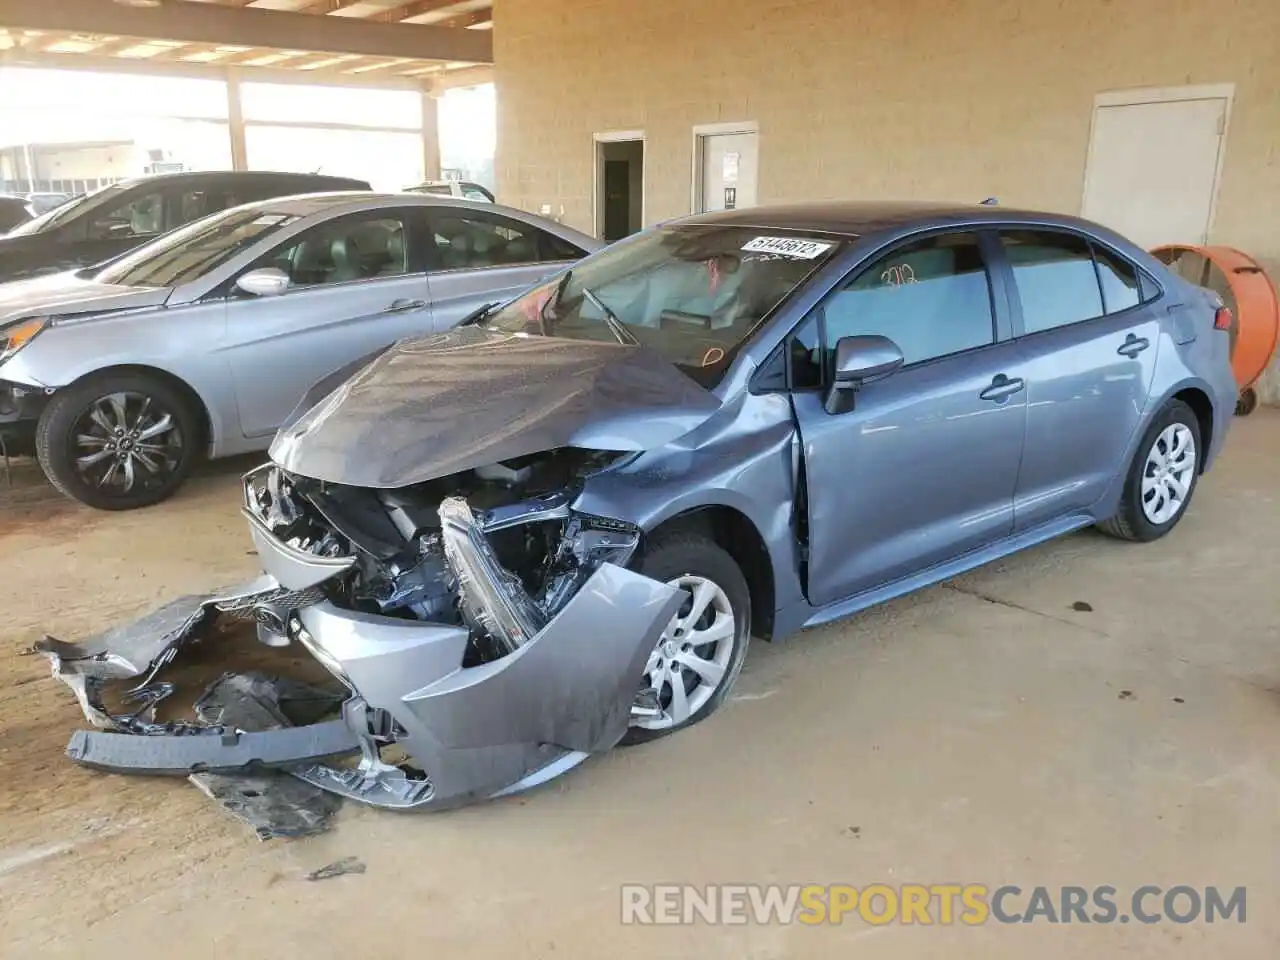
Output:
[
  {"xmin": 1081, "ymin": 96, "xmax": 1227, "ymax": 248},
  {"xmin": 698, "ymin": 132, "xmax": 758, "ymax": 213}
]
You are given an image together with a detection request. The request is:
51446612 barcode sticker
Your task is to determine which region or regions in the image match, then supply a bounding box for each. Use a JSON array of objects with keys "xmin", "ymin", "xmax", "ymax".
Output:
[{"xmin": 740, "ymin": 236, "xmax": 834, "ymax": 259}]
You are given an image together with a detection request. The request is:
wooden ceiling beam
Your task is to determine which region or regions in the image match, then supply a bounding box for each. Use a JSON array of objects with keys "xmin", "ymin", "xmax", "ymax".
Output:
[
  {"xmin": 436, "ymin": 12, "xmax": 493, "ymax": 29},
  {"xmin": 0, "ymin": 0, "xmax": 492, "ymax": 63},
  {"xmin": 375, "ymin": 1, "xmax": 468, "ymax": 24},
  {"xmin": 295, "ymin": 1, "xmax": 367, "ymax": 14}
]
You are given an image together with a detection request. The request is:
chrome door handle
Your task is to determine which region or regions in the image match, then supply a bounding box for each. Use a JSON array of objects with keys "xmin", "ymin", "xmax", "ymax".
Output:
[
  {"xmin": 979, "ymin": 374, "xmax": 1025, "ymax": 403},
  {"xmin": 385, "ymin": 298, "xmax": 427, "ymax": 314},
  {"xmin": 1117, "ymin": 333, "xmax": 1150, "ymax": 358}
]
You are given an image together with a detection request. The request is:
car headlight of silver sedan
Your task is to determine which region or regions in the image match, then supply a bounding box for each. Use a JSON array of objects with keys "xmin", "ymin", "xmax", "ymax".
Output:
[{"xmin": 0, "ymin": 317, "xmax": 48, "ymax": 365}]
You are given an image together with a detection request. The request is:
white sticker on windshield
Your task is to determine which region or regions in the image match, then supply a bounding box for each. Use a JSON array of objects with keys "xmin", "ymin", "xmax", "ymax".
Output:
[
  {"xmin": 740, "ymin": 236, "xmax": 833, "ymax": 259},
  {"xmin": 252, "ymin": 214, "xmax": 290, "ymax": 226}
]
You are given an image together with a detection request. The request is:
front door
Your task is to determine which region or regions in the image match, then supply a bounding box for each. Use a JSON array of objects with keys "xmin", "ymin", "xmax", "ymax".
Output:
[
  {"xmin": 791, "ymin": 231, "xmax": 1027, "ymax": 607},
  {"xmin": 224, "ymin": 207, "xmax": 434, "ymax": 439},
  {"xmin": 996, "ymin": 230, "xmax": 1162, "ymax": 530}
]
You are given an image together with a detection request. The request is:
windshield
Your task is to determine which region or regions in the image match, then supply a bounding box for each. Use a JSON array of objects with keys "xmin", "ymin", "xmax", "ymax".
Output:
[
  {"xmin": 94, "ymin": 206, "xmax": 301, "ymax": 288},
  {"xmin": 6, "ymin": 184, "xmax": 121, "ymax": 236},
  {"xmin": 485, "ymin": 224, "xmax": 840, "ymax": 387}
]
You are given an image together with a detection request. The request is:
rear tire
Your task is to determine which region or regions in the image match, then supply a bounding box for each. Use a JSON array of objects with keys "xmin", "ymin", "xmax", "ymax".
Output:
[
  {"xmin": 1097, "ymin": 399, "xmax": 1201, "ymax": 543},
  {"xmin": 35, "ymin": 372, "xmax": 201, "ymax": 511},
  {"xmin": 620, "ymin": 532, "xmax": 751, "ymax": 745}
]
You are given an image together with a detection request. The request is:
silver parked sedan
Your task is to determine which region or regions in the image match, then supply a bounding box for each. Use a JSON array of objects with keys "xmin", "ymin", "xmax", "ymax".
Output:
[{"xmin": 0, "ymin": 193, "xmax": 599, "ymax": 509}]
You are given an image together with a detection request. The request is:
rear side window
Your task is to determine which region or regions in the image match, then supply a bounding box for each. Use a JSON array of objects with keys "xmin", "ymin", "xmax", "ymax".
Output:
[
  {"xmin": 1091, "ymin": 245, "xmax": 1141, "ymax": 313},
  {"xmin": 1001, "ymin": 231, "xmax": 1103, "ymax": 334},
  {"xmin": 1138, "ymin": 270, "xmax": 1161, "ymax": 303},
  {"xmin": 428, "ymin": 211, "xmax": 543, "ymax": 269},
  {"xmin": 538, "ymin": 230, "xmax": 587, "ymax": 261}
]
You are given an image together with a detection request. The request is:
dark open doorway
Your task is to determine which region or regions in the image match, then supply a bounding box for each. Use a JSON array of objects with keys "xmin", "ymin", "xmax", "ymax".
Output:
[{"xmin": 595, "ymin": 137, "xmax": 644, "ymax": 243}]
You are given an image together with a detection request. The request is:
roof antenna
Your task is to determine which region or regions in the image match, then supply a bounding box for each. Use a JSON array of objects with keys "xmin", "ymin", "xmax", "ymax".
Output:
[{"xmin": 980, "ymin": 197, "xmax": 999, "ymax": 205}]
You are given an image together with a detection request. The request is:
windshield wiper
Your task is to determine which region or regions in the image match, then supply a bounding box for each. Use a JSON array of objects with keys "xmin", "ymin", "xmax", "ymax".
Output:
[
  {"xmin": 459, "ymin": 301, "xmax": 501, "ymax": 327},
  {"xmin": 581, "ymin": 286, "xmax": 638, "ymax": 346}
]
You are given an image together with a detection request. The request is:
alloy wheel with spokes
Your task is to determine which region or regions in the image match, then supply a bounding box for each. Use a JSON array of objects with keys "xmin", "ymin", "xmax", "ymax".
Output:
[
  {"xmin": 36, "ymin": 373, "xmax": 201, "ymax": 510},
  {"xmin": 71, "ymin": 391, "xmax": 184, "ymax": 495},
  {"xmin": 1140, "ymin": 422, "xmax": 1197, "ymax": 525},
  {"xmin": 633, "ymin": 574, "xmax": 738, "ymax": 732}
]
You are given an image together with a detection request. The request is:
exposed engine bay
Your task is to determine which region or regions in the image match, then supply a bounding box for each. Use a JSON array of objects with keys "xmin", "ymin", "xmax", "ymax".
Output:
[{"xmin": 244, "ymin": 448, "xmax": 643, "ymax": 664}]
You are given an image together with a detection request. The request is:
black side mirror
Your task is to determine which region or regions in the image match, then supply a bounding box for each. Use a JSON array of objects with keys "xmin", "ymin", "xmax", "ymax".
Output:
[{"xmin": 825, "ymin": 334, "xmax": 905, "ymax": 414}]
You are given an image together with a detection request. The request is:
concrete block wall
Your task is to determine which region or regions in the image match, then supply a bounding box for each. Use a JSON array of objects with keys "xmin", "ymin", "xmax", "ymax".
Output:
[{"xmin": 495, "ymin": 0, "xmax": 1280, "ymax": 399}]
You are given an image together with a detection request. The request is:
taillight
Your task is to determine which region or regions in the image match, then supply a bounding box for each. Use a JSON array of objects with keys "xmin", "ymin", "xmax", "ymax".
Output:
[{"xmin": 1214, "ymin": 306, "xmax": 1232, "ymax": 330}]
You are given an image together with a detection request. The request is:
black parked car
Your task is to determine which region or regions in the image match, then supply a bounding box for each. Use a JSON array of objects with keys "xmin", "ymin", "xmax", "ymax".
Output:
[
  {"xmin": 0, "ymin": 170, "xmax": 371, "ymax": 283},
  {"xmin": 0, "ymin": 196, "xmax": 34, "ymax": 234}
]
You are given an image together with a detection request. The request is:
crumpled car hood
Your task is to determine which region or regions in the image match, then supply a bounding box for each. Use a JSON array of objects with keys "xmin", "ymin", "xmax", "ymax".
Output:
[{"xmin": 269, "ymin": 327, "xmax": 722, "ymax": 488}]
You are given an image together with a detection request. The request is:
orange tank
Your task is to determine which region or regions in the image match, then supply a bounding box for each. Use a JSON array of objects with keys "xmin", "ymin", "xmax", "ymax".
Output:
[{"xmin": 1151, "ymin": 244, "xmax": 1279, "ymax": 415}]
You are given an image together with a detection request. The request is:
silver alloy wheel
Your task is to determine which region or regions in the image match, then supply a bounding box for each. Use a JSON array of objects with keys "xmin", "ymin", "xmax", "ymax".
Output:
[
  {"xmin": 71, "ymin": 391, "xmax": 183, "ymax": 494},
  {"xmin": 633, "ymin": 574, "xmax": 737, "ymax": 731},
  {"xmin": 1141, "ymin": 422, "xmax": 1196, "ymax": 525}
]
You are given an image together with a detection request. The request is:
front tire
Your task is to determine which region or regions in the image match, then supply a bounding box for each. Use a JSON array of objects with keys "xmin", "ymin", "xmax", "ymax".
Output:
[
  {"xmin": 620, "ymin": 532, "xmax": 751, "ymax": 745},
  {"xmin": 35, "ymin": 373, "xmax": 201, "ymax": 511},
  {"xmin": 1097, "ymin": 399, "xmax": 1201, "ymax": 542}
]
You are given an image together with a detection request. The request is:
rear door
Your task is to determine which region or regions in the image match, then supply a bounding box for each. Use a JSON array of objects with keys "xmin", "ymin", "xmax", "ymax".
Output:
[
  {"xmin": 422, "ymin": 207, "xmax": 587, "ymax": 328},
  {"xmin": 997, "ymin": 229, "xmax": 1163, "ymax": 530},
  {"xmin": 222, "ymin": 206, "xmax": 434, "ymax": 438},
  {"xmin": 791, "ymin": 230, "xmax": 1027, "ymax": 606}
]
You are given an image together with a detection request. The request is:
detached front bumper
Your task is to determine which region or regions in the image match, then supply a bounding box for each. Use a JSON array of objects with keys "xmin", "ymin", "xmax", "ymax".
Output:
[{"xmin": 40, "ymin": 468, "xmax": 683, "ymax": 811}]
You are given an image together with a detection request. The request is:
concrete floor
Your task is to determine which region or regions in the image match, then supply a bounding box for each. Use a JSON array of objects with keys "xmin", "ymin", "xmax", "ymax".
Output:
[{"xmin": 1, "ymin": 412, "xmax": 1277, "ymax": 959}]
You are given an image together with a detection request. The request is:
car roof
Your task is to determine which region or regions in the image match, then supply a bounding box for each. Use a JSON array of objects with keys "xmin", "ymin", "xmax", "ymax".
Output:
[
  {"xmin": 109, "ymin": 170, "xmax": 366, "ymax": 190},
  {"xmin": 679, "ymin": 201, "xmax": 1100, "ymax": 238},
  {"xmin": 238, "ymin": 191, "xmax": 530, "ymax": 217}
]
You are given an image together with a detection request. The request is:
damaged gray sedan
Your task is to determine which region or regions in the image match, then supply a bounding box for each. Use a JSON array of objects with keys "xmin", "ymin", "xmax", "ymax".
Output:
[{"xmin": 41, "ymin": 202, "xmax": 1236, "ymax": 810}]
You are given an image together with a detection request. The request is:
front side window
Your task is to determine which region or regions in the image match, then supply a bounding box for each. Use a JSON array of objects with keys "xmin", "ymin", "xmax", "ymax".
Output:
[
  {"xmin": 86, "ymin": 190, "xmax": 164, "ymax": 241},
  {"xmin": 819, "ymin": 232, "xmax": 995, "ymax": 365},
  {"xmin": 429, "ymin": 212, "xmax": 544, "ymax": 269},
  {"xmin": 485, "ymin": 225, "xmax": 839, "ymax": 387},
  {"xmin": 94, "ymin": 207, "xmax": 301, "ymax": 288},
  {"xmin": 461, "ymin": 184, "xmax": 494, "ymax": 202},
  {"xmin": 258, "ymin": 213, "xmax": 410, "ymax": 287},
  {"xmin": 1002, "ymin": 230, "xmax": 1103, "ymax": 333}
]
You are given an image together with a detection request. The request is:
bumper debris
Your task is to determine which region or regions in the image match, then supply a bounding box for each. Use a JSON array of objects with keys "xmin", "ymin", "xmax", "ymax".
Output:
[{"xmin": 65, "ymin": 720, "xmax": 361, "ymax": 775}]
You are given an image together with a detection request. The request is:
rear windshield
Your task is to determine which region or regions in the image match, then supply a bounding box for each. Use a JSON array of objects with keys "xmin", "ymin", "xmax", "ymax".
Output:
[{"xmin": 485, "ymin": 224, "xmax": 841, "ymax": 387}]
